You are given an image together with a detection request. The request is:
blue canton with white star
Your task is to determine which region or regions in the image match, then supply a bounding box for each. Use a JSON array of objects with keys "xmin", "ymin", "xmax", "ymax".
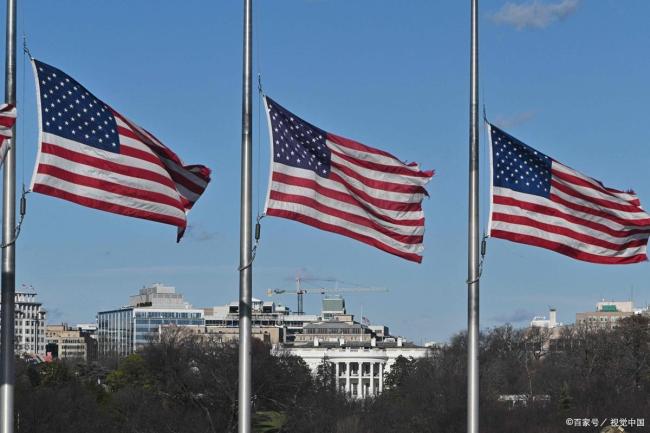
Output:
[
  {"xmin": 35, "ymin": 60, "xmax": 120, "ymax": 153},
  {"xmin": 491, "ymin": 124, "xmax": 552, "ymax": 198},
  {"xmin": 266, "ymin": 97, "xmax": 330, "ymax": 178}
]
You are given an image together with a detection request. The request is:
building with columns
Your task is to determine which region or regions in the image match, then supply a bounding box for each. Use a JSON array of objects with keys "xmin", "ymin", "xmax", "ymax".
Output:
[
  {"xmin": 274, "ymin": 296, "xmax": 432, "ymax": 398},
  {"xmin": 280, "ymin": 342, "xmax": 431, "ymax": 398}
]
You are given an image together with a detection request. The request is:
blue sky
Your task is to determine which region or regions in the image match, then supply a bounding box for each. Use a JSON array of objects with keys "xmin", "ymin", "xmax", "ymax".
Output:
[{"xmin": 5, "ymin": 0, "xmax": 649, "ymax": 342}]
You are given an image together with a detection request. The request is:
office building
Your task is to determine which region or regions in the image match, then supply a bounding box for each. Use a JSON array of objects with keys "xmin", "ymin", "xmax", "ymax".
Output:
[
  {"xmin": 46, "ymin": 324, "xmax": 87, "ymax": 360},
  {"xmin": 77, "ymin": 323, "xmax": 99, "ymax": 361},
  {"xmin": 1, "ymin": 289, "xmax": 47, "ymax": 356},
  {"xmin": 204, "ymin": 298, "xmax": 319, "ymax": 343},
  {"xmin": 576, "ymin": 300, "xmax": 635, "ymax": 329},
  {"xmin": 97, "ymin": 283, "xmax": 204, "ymax": 358}
]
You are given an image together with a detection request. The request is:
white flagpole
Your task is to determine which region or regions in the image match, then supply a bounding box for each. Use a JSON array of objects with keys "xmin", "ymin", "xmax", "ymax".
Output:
[
  {"xmin": 467, "ymin": 0, "xmax": 480, "ymax": 432},
  {"xmin": 238, "ymin": 0, "xmax": 253, "ymax": 432},
  {"xmin": 0, "ymin": 0, "xmax": 17, "ymax": 431}
]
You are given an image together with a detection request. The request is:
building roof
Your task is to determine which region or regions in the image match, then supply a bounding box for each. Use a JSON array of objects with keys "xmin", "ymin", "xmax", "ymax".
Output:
[
  {"xmin": 303, "ymin": 321, "xmax": 364, "ymax": 330},
  {"xmin": 284, "ymin": 340, "xmax": 426, "ymax": 350}
]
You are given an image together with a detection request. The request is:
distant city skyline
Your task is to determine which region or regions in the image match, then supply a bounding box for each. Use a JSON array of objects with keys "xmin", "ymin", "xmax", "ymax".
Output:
[
  {"xmin": 9, "ymin": 1, "xmax": 650, "ymax": 342},
  {"xmin": 39, "ymin": 279, "xmax": 648, "ymax": 346}
]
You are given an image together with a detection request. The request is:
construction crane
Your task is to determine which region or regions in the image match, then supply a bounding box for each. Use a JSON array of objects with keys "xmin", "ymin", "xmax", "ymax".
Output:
[{"xmin": 266, "ymin": 277, "xmax": 388, "ymax": 315}]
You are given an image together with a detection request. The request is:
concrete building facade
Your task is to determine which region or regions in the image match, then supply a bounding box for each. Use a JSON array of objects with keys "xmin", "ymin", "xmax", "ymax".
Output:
[
  {"xmin": 576, "ymin": 300, "xmax": 635, "ymax": 329},
  {"xmin": 1, "ymin": 290, "xmax": 47, "ymax": 356},
  {"xmin": 46, "ymin": 324, "xmax": 87, "ymax": 360},
  {"xmin": 162, "ymin": 324, "xmax": 284, "ymax": 345},
  {"xmin": 204, "ymin": 298, "xmax": 319, "ymax": 343}
]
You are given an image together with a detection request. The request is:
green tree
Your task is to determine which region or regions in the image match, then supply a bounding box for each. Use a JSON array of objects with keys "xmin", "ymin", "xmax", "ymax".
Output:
[{"xmin": 105, "ymin": 353, "xmax": 154, "ymax": 392}]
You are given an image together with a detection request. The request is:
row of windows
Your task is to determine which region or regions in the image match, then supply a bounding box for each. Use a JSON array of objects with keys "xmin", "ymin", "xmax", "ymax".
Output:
[
  {"xmin": 580, "ymin": 317, "xmax": 620, "ymax": 322},
  {"xmin": 304, "ymin": 327, "xmax": 365, "ymax": 335},
  {"xmin": 14, "ymin": 305, "xmax": 41, "ymax": 311},
  {"xmin": 135, "ymin": 319, "xmax": 204, "ymax": 326},
  {"xmin": 59, "ymin": 339, "xmax": 85, "ymax": 344},
  {"xmin": 26, "ymin": 326, "xmax": 45, "ymax": 331},
  {"xmin": 134, "ymin": 311, "xmax": 202, "ymax": 319},
  {"xmin": 15, "ymin": 320, "xmax": 45, "ymax": 326},
  {"xmin": 14, "ymin": 313, "xmax": 43, "ymax": 319},
  {"xmin": 98, "ymin": 325, "xmax": 133, "ymax": 330},
  {"xmin": 18, "ymin": 336, "xmax": 44, "ymax": 342}
]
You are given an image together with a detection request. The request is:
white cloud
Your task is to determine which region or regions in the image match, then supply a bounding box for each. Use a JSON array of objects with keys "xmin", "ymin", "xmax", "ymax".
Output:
[
  {"xmin": 186, "ymin": 223, "xmax": 219, "ymax": 242},
  {"xmin": 492, "ymin": 0, "xmax": 580, "ymax": 30},
  {"xmin": 490, "ymin": 308, "xmax": 535, "ymax": 324},
  {"xmin": 493, "ymin": 111, "xmax": 536, "ymax": 128}
]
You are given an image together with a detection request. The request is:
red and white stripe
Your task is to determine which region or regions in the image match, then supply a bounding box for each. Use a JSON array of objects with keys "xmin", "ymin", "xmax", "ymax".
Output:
[
  {"xmin": 0, "ymin": 103, "xmax": 16, "ymax": 165},
  {"xmin": 31, "ymin": 83, "xmax": 210, "ymax": 241},
  {"xmin": 115, "ymin": 113, "xmax": 211, "ymax": 213},
  {"xmin": 265, "ymin": 111, "xmax": 433, "ymax": 263},
  {"xmin": 490, "ymin": 158, "xmax": 650, "ymax": 264}
]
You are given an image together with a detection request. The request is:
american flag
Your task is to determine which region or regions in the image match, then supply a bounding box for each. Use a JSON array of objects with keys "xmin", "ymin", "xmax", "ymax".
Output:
[
  {"xmin": 0, "ymin": 103, "xmax": 17, "ymax": 165},
  {"xmin": 488, "ymin": 123, "xmax": 650, "ymax": 264},
  {"xmin": 31, "ymin": 59, "xmax": 211, "ymax": 241},
  {"xmin": 263, "ymin": 96, "xmax": 433, "ymax": 263}
]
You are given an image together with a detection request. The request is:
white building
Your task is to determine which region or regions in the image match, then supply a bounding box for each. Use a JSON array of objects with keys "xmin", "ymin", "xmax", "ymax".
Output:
[
  {"xmin": 97, "ymin": 284, "xmax": 204, "ymax": 358},
  {"xmin": 274, "ymin": 297, "xmax": 432, "ymax": 398},
  {"xmin": 279, "ymin": 341, "xmax": 432, "ymax": 398},
  {"xmin": 1, "ymin": 290, "xmax": 47, "ymax": 356},
  {"xmin": 530, "ymin": 308, "xmax": 561, "ymax": 329}
]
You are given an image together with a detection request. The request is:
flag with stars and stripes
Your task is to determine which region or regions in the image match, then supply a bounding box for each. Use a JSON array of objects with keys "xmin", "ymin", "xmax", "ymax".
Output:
[
  {"xmin": 488, "ymin": 123, "xmax": 650, "ymax": 264},
  {"xmin": 0, "ymin": 103, "xmax": 17, "ymax": 165},
  {"xmin": 263, "ymin": 96, "xmax": 434, "ymax": 263},
  {"xmin": 30, "ymin": 59, "xmax": 211, "ymax": 241}
]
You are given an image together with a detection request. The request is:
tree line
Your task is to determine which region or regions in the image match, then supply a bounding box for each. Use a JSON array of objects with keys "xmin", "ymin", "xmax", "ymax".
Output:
[{"xmin": 13, "ymin": 315, "xmax": 650, "ymax": 433}]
